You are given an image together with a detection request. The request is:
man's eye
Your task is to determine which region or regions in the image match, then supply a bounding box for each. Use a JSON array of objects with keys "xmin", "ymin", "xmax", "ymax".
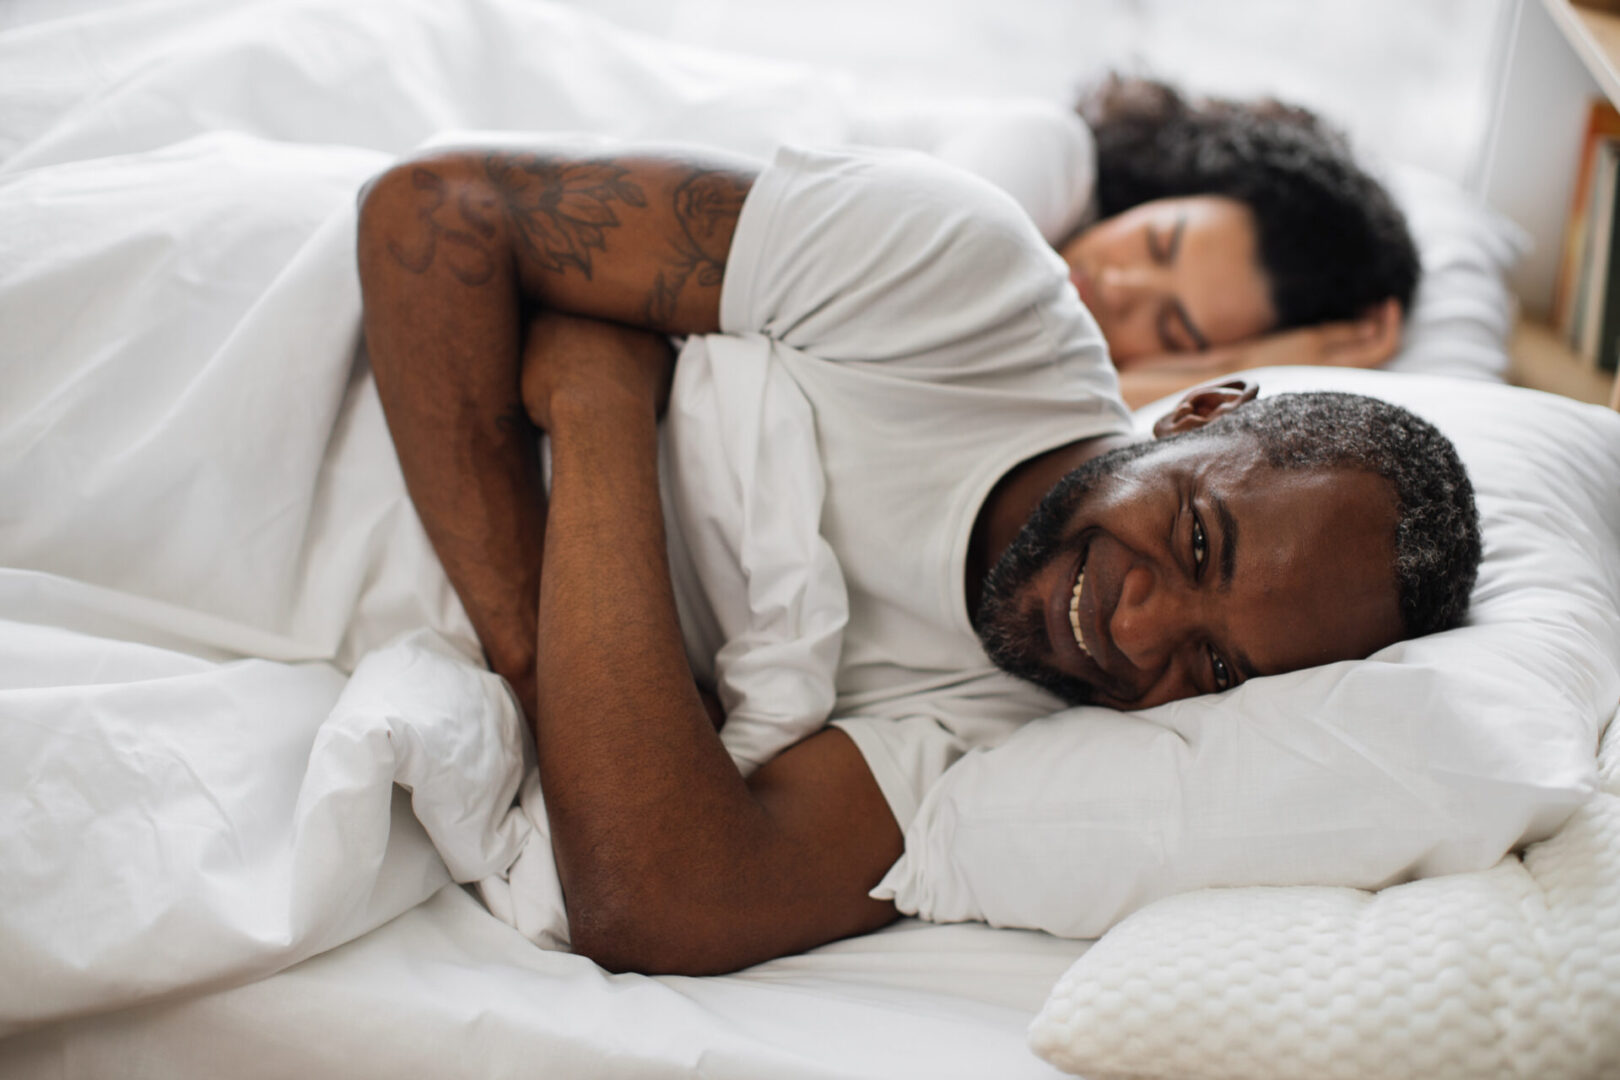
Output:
[
  {"xmin": 1191, "ymin": 516, "xmax": 1207, "ymax": 572},
  {"xmin": 1210, "ymin": 649, "xmax": 1231, "ymax": 691}
]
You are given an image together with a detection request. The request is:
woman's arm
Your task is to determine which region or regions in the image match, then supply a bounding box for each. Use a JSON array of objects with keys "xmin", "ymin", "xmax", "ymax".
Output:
[{"xmin": 1116, "ymin": 299, "xmax": 1403, "ymax": 409}]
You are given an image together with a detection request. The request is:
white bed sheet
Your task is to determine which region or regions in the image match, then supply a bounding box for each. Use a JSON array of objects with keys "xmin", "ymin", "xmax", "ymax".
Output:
[
  {"xmin": 0, "ymin": 2, "xmax": 1095, "ymax": 1074},
  {"xmin": 0, "ymin": 1, "xmax": 1542, "ymax": 1076},
  {"xmin": 1, "ymin": 885, "xmax": 1084, "ymax": 1080}
]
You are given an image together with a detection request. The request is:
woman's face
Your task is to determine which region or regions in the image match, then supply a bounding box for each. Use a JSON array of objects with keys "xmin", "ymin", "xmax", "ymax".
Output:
[{"xmin": 1059, "ymin": 195, "xmax": 1276, "ymax": 365}]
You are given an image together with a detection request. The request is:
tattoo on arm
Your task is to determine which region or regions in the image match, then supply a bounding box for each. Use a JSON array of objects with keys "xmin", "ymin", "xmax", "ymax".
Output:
[
  {"xmin": 484, "ymin": 153, "xmax": 647, "ymax": 279},
  {"xmin": 384, "ymin": 167, "xmax": 498, "ymax": 287},
  {"xmin": 645, "ymin": 170, "xmax": 750, "ymax": 325},
  {"xmin": 383, "ymin": 150, "xmax": 749, "ymax": 330}
]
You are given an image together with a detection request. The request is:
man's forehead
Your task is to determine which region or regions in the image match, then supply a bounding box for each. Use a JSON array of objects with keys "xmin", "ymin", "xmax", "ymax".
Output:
[
  {"xmin": 1133, "ymin": 427, "xmax": 1264, "ymax": 478},
  {"xmin": 1129, "ymin": 430, "xmax": 1396, "ymax": 520}
]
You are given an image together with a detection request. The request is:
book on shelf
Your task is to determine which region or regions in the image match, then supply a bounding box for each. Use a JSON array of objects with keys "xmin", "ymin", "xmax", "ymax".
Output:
[
  {"xmin": 1596, "ymin": 142, "xmax": 1620, "ymax": 374},
  {"xmin": 1553, "ymin": 100, "xmax": 1620, "ymax": 373}
]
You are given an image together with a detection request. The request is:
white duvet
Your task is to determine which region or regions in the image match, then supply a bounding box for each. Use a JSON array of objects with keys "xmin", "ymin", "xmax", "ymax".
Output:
[
  {"xmin": 2, "ymin": 121, "xmax": 850, "ymax": 1028},
  {"xmin": 0, "ymin": 0, "xmax": 1055, "ymax": 1028},
  {"xmin": 5, "ymin": 1, "xmax": 1609, "ymax": 1070},
  {"xmin": 0, "ymin": 0, "xmax": 969, "ymax": 1028}
]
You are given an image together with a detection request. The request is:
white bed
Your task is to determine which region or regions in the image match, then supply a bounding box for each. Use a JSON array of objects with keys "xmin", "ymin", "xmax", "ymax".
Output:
[{"xmin": 4, "ymin": 2, "xmax": 1616, "ymax": 1078}]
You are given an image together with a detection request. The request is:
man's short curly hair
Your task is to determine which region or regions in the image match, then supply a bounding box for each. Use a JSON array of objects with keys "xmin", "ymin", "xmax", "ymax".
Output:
[
  {"xmin": 1178, "ymin": 391, "xmax": 1481, "ymax": 636},
  {"xmin": 1077, "ymin": 74, "xmax": 1421, "ymax": 333}
]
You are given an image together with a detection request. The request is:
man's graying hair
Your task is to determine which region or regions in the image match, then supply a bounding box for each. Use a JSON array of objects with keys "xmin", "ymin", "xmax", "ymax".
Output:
[{"xmin": 1178, "ymin": 392, "xmax": 1481, "ymax": 636}]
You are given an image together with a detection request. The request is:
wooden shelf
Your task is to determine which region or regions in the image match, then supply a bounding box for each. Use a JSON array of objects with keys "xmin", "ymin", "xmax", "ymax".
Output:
[
  {"xmin": 1549, "ymin": 0, "xmax": 1620, "ymax": 103},
  {"xmin": 1503, "ymin": 1, "xmax": 1620, "ymax": 410},
  {"xmin": 1509, "ymin": 318, "xmax": 1620, "ymax": 406}
]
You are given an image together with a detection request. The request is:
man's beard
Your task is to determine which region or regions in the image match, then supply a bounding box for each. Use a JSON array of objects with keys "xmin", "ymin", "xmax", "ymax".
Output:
[{"xmin": 974, "ymin": 441, "xmax": 1153, "ymax": 706}]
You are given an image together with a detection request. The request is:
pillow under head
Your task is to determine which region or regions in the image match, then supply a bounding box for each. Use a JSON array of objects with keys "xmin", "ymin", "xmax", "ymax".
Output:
[{"xmin": 873, "ymin": 366, "xmax": 1619, "ymax": 939}]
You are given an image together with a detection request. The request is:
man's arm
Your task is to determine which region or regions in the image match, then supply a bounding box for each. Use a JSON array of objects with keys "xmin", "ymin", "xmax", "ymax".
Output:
[
  {"xmin": 539, "ymin": 377, "xmax": 900, "ymax": 973},
  {"xmin": 358, "ymin": 145, "xmax": 904, "ymax": 973},
  {"xmin": 357, "ymin": 145, "xmax": 749, "ymax": 718}
]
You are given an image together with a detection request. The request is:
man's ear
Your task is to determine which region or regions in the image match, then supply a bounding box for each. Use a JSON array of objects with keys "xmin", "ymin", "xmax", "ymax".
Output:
[{"xmin": 1151, "ymin": 378, "xmax": 1259, "ymax": 439}]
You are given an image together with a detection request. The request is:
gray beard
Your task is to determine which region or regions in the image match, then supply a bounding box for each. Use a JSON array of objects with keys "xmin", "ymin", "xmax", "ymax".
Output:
[{"xmin": 974, "ymin": 440, "xmax": 1155, "ymax": 706}]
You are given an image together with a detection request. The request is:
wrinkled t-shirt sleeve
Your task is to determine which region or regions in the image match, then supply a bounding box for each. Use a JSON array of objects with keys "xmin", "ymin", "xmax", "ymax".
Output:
[
  {"xmin": 928, "ymin": 100, "xmax": 1095, "ymax": 246},
  {"xmin": 719, "ymin": 144, "xmax": 1080, "ymax": 369}
]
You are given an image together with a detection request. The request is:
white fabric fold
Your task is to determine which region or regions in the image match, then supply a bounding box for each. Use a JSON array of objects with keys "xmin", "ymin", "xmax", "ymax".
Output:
[{"xmin": 666, "ymin": 334, "xmax": 848, "ymax": 776}]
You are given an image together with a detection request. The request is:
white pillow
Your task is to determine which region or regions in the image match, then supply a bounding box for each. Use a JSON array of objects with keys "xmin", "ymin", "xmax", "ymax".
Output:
[
  {"xmin": 1382, "ymin": 162, "xmax": 1527, "ymax": 383},
  {"xmin": 873, "ymin": 367, "xmax": 1620, "ymax": 941},
  {"xmin": 1030, "ymin": 703, "xmax": 1620, "ymax": 1080}
]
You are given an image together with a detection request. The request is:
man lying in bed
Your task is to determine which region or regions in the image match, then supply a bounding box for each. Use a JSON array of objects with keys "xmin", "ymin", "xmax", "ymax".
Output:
[{"xmin": 356, "ymin": 140, "xmax": 1480, "ymax": 975}]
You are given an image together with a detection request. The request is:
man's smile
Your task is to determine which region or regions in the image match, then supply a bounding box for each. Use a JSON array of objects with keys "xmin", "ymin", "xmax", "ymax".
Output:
[
  {"xmin": 1042, "ymin": 534, "xmax": 1147, "ymax": 707},
  {"xmin": 1045, "ymin": 540, "xmax": 1116, "ymax": 695},
  {"xmin": 1067, "ymin": 565, "xmax": 1091, "ymax": 659}
]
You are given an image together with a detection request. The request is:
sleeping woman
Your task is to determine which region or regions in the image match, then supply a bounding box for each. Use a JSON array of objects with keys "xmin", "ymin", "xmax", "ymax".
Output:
[{"xmin": 916, "ymin": 74, "xmax": 1420, "ymax": 407}]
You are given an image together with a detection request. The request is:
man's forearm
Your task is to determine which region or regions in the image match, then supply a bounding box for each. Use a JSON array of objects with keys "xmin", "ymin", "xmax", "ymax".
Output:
[
  {"xmin": 357, "ymin": 165, "xmax": 545, "ymax": 716},
  {"xmin": 536, "ymin": 387, "xmax": 898, "ymax": 974},
  {"xmin": 536, "ymin": 385, "xmax": 761, "ymax": 966},
  {"xmin": 355, "ymin": 146, "xmax": 751, "ymax": 715}
]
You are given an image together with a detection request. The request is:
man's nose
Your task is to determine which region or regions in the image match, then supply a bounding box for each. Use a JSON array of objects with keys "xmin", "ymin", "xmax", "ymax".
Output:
[{"xmin": 1108, "ymin": 561, "xmax": 1192, "ymax": 673}]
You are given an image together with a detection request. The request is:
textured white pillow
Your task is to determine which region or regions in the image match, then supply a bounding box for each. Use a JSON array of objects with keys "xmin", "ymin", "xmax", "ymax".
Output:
[
  {"xmin": 873, "ymin": 367, "xmax": 1620, "ymax": 941},
  {"xmin": 1029, "ymin": 705, "xmax": 1620, "ymax": 1080},
  {"xmin": 1382, "ymin": 163, "xmax": 1528, "ymax": 383}
]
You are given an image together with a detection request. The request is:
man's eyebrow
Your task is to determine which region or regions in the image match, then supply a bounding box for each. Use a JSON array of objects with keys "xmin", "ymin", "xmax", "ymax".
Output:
[
  {"xmin": 1211, "ymin": 491, "xmax": 1261, "ymax": 680},
  {"xmin": 1214, "ymin": 491, "xmax": 1238, "ymax": 590}
]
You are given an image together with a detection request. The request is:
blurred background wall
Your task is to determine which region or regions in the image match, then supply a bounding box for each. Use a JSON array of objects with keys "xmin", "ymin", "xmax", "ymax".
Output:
[
  {"xmin": 551, "ymin": 0, "xmax": 1510, "ymax": 185},
  {"xmin": 0, "ymin": 0, "xmax": 1511, "ymax": 185}
]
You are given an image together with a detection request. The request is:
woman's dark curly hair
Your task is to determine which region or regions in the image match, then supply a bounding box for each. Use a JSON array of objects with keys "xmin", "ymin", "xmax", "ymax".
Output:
[{"xmin": 1077, "ymin": 74, "xmax": 1421, "ymax": 331}]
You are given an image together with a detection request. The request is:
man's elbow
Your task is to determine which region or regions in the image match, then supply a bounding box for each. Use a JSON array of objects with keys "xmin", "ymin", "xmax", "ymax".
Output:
[
  {"xmin": 354, "ymin": 153, "xmax": 487, "ymax": 273},
  {"xmin": 354, "ymin": 159, "xmax": 424, "ymax": 269},
  {"xmin": 568, "ymin": 894, "xmax": 752, "ymax": 977}
]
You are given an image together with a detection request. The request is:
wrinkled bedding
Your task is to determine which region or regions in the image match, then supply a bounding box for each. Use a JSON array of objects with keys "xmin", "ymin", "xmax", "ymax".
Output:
[
  {"xmin": 0, "ymin": 0, "xmax": 1050, "ymax": 1045},
  {"xmin": 2, "ymin": 2, "xmax": 1595, "ymax": 1078}
]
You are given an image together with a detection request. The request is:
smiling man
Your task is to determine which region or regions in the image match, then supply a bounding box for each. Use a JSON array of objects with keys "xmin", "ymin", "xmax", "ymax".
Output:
[
  {"xmin": 356, "ymin": 138, "xmax": 1480, "ymax": 976},
  {"xmin": 974, "ymin": 391, "xmax": 1477, "ymax": 710}
]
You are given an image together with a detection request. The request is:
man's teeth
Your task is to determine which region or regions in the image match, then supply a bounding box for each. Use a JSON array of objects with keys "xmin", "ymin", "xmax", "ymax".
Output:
[{"xmin": 1068, "ymin": 571, "xmax": 1090, "ymax": 657}]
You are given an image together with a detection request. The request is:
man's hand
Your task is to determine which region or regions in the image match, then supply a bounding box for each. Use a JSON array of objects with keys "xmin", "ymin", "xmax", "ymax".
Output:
[{"xmin": 520, "ymin": 311, "xmax": 674, "ymax": 432}]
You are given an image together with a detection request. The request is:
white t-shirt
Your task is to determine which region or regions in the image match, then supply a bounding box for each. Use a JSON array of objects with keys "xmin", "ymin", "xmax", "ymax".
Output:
[
  {"xmin": 696, "ymin": 144, "xmax": 1131, "ymax": 827},
  {"xmin": 848, "ymin": 96, "xmax": 1098, "ymax": 248}
]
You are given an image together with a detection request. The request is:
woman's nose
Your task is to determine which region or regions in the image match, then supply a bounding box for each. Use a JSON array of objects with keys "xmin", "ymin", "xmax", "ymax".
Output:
[{"xmin": 1095, "ymin": 264, "xmax": 1166, "ymax": 313}]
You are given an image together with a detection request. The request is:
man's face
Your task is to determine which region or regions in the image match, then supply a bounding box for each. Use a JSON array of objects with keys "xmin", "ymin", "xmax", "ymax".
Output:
[{"xmin": 976, "ymin": 432, "xmax": 1405, "ymax": 709}]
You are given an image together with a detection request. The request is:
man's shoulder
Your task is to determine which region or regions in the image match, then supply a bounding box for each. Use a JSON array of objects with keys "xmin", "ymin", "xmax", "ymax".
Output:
[{"xmin": 761, "ymin": 142, "xmax": 1052, "ymax": 252}]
